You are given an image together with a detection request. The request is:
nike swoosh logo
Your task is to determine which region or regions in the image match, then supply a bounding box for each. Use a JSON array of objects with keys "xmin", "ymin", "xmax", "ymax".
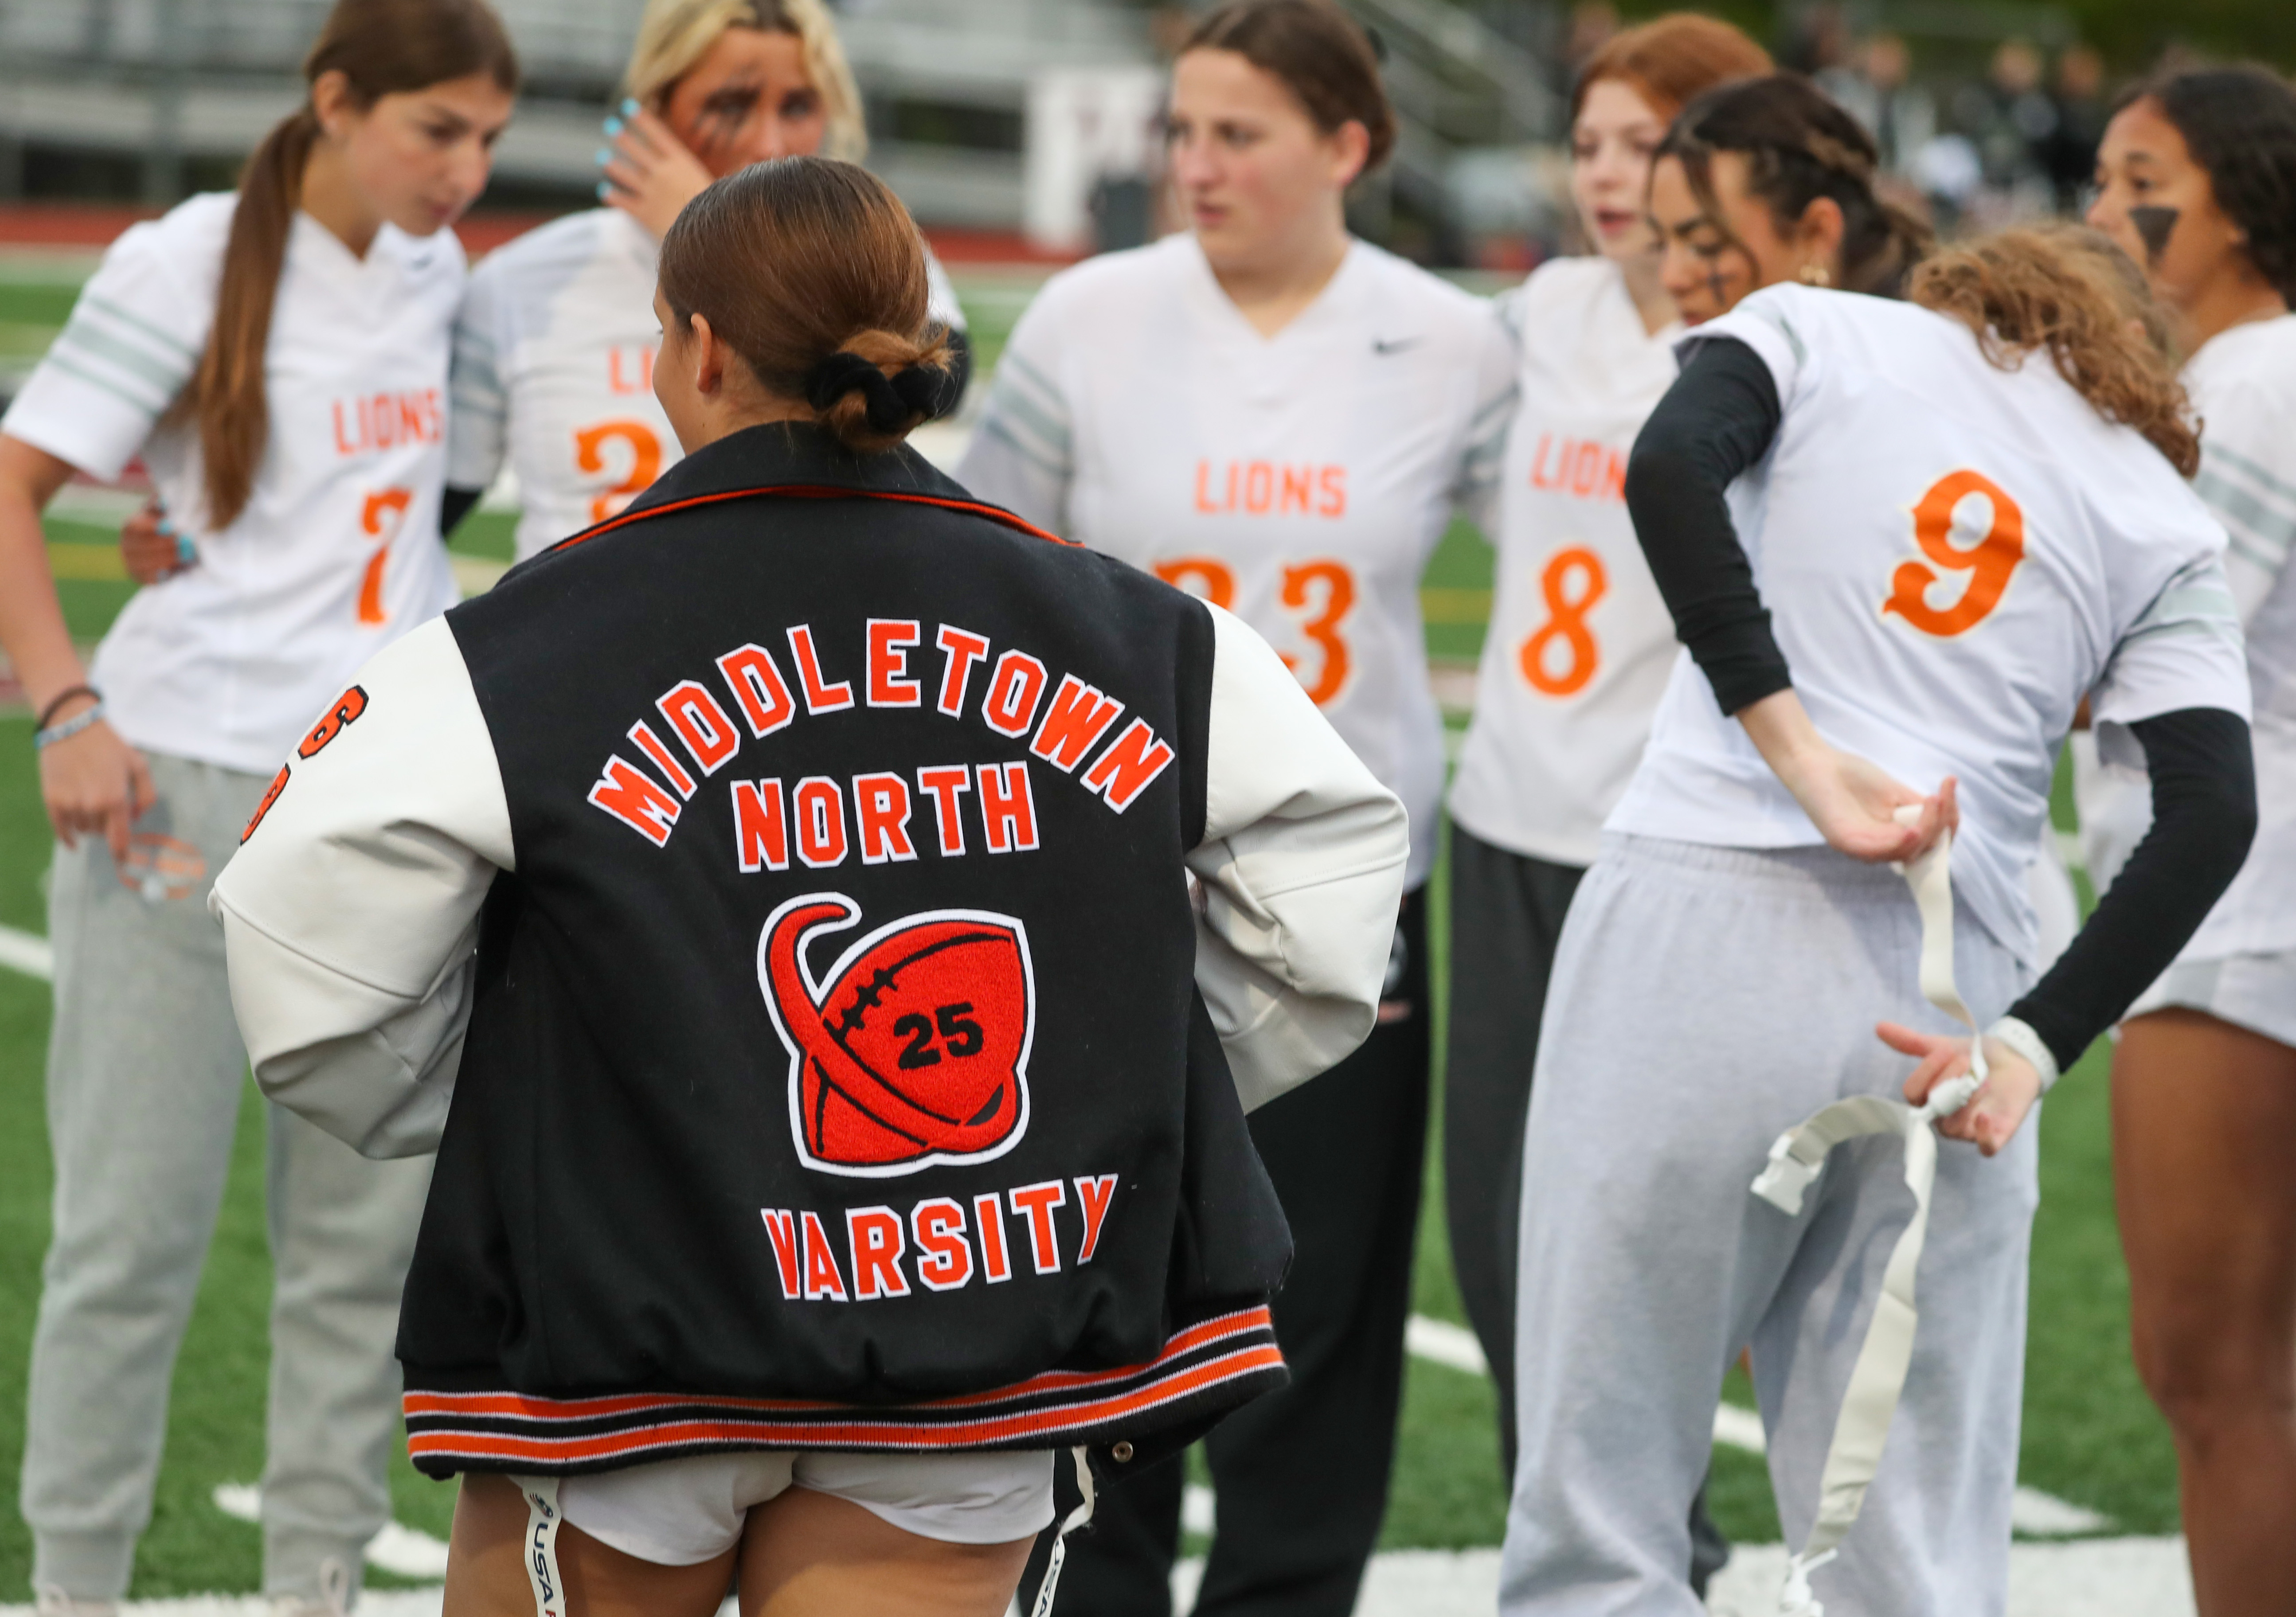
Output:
[{"xmin": 1372, "ymin": 337, "xmax": 1424, "ymax": 355}]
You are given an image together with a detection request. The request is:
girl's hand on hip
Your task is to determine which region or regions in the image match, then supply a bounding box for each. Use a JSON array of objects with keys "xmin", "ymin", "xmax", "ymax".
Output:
[
  {"xmin": 1879, "ymin": 1021, "xmax": 2043, "ymax": 1156},
  {"xmin": 40, "ymin": 711, "xmax": 155, "ymax": 858},
  {"xmin": 1736, "ymin": 688, "xmax": 1957, "ymax": 863}
]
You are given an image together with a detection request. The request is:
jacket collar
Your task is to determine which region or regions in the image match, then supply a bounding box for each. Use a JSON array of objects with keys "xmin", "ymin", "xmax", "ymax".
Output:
[{"xmin": 625, "ymin": 420, "xmax": 976, "ymax": 516}]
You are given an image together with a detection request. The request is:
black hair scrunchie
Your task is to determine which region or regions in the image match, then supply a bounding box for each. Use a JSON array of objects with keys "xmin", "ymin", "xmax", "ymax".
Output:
[{"xmin": 806, "ymin": 350, "xmax": 962, "ymax": 434}]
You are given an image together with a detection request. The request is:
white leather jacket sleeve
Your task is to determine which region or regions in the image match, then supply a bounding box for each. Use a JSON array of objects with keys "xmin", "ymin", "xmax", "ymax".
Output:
[
  {"xmin": 1188, "ymin": 603, "xmax": 1410, "ymax": 1111},
  {"xmin": 209, "ymin": 616, "xmax": 513, "ymax": 1158}
]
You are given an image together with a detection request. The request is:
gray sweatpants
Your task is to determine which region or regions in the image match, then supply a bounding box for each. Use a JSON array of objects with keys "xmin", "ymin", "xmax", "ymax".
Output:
[
  {"xmin": 22, "ymin": 751, "xmax": 432, "ymax": 1604},
  {"xmin": 1500, "ymin": 835, "xmax": 2039, "ymax": 1617}
]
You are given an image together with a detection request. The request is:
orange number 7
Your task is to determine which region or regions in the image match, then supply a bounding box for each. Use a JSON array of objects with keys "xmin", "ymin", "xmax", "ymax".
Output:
[
  {"xmin": 1881, "ymin": 469, "xmax": 2025, "ymax": 637},
  {"xmin": 358, "ymin": 488, "xmax": 412, "ymax": 626}
]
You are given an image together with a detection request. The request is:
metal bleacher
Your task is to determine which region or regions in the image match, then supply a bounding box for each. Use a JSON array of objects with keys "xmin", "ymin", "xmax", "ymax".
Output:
[{"xmin": 0, "ymin": 0, "xmax": 1561, "ymax": 238}]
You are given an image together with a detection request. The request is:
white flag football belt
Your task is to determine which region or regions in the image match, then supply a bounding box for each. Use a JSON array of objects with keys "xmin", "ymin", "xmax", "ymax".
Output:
[{"xmin": 1748, "ymin": 808, "xmax": 1986, "ymax": 1617}]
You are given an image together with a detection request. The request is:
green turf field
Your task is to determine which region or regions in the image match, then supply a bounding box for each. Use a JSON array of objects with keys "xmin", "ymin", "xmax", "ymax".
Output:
[{"xmin": 0, "ymin": 261, "xmax": 2172, "ymax": 1599}]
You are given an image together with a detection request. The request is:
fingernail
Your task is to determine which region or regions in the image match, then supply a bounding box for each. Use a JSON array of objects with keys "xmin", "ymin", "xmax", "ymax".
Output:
[
  {"xmin": 595, "ymin": 147, "xmax": 613, "ymax": 166},
  {"xmin": 602, "ymin": 116, "xmax": 622, "ymax": 136},
  {"xmin": 156, "ymin": 518, "xmax": 175, "ymax": 535},
  {"xmin": 620, "ymin": 98, "xmax": 639, "ymax": 116},
  {"xmin": 596, "ymin": 180, "xmax": 612, "ymax": 201}
]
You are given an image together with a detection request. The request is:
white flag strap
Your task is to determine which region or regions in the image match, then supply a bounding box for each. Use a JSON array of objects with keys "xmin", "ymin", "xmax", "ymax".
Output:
[
  {"xmin": 1755, "ymin": 813, "xmax": 1983, "ymax": 1617},
  {"xmin": 516, "ymin": 1475, "xmax": 568, "ymax": 1617},
  {"xmin": 1029, "ymin": 1446, "xmax": 1099, "ymax": 1617}
]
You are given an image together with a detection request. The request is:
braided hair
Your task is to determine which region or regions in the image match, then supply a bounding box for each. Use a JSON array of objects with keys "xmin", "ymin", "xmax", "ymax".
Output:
[
  {"xmin": 2117, "ymin": 66, "xmax": 2296, "ymax": 305},
  {"xmin": 1656, "ymin": 73, "xmax": 1932, "ymax": 297}
]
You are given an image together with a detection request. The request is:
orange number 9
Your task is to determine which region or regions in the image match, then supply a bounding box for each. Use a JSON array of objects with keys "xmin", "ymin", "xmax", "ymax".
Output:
[
  {"xmin": 575, "ymin": 419, "xmax": 664, "ymax": 523},
  {"xmin": 1881, "ymin": 469, "xmax": 2026, "ymax": 637},
  {"xmin": 1153, "ymin": 556, "xmax": 1238, "ymax": 610}
]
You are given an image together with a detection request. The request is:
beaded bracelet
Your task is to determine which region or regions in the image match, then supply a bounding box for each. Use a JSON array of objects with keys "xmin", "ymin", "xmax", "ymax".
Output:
[
  {"xmin": 35, "ymin": 684, "xmax": 99, "ymax": 730},
  {"xmin": 35, "ymin": 699, "xmax": 106, "ymax": 750}
]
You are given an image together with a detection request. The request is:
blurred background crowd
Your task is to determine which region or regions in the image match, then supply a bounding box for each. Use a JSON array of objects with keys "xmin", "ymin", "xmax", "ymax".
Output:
[{"xmin": 0, "ymin": 0, "xmax": 2286, "ymax": 277}]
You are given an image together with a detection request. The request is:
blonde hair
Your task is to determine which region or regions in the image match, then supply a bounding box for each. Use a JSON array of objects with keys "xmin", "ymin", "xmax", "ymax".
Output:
[{"xmin": 622, "ymin": 0, "xmax": 865, "ymax": 160}]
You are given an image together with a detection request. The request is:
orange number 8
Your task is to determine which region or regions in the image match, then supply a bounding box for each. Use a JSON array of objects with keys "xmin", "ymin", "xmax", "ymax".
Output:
[
  {"xmin": 575, "ymin": 419, "xmax": 664, "ymax": 523},
  {"xmin": 1519, "ymin": 546, "xmax": 1607, "ymax": 697},
  {"xmin": 1882, "ymin": 469, "xmax": 2026, "ymax": 637}
]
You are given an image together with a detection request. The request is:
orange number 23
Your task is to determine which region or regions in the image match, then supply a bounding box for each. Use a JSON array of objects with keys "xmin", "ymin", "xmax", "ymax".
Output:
[
  {"xmin": 1152, "ymin": 556, "xmax": 1356, "ymax": 706},
  {"xmin": 1881, "ymin": 469, "xmax": 2025, "ymax": 636},
  {"xmin": 575, "ymin": 419, "xmax": 664, "ymax": 523}
]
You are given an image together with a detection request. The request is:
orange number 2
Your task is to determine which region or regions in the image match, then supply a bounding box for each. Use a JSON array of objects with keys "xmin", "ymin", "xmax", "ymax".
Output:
[
  {"xmin": 1153, "ymin": 556, "xmax": 1238, "ymax": 609},
  {"xmin": 1279, "ymin": 561, "xmax": 1355, "ymax": 706},
  {"xmin": 1881, "ymin": 469, "xmax": 2025, "ymax": 637},
  {"xmin": 1519, "ymin": 546, "xmax": 1607, "ymax": 697},
  {"xmin": 575, "ymin": 419, "xmax": 664, "ymax": 523},
  {"xmin": 357, "ymin": 488, "xmax": 412, "ymax": 625}
]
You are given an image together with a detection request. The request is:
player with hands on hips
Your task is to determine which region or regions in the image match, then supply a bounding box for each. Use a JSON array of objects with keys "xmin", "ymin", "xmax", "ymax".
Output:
[
  {"xmin": 0, "ymin": 4, "xmax": 516, "ymax": 1613},
  {"xmin": 441, "ymin": 0, "xmax": 969, "ymax": 564},
  {"xmin": 2083, "ymin": 64, "xmax": 2296, "ymax": 1617},
  {"xmin": 1499, "ymin": 74, "xmax": 2254, "ymax": 1617},
  {"xmin": 1438, "ymin": 23, "xmax": 1769, "ymax": 1566},
  {"xmin": 211, "ymin": 154, "xmax": 1409, "ymax": 1617}
]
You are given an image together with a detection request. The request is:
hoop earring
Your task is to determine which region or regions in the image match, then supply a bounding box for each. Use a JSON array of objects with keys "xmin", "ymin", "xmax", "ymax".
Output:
[{"xmin": 1798, "ymin": 262, "xmax": 1833, "ymax": 287}]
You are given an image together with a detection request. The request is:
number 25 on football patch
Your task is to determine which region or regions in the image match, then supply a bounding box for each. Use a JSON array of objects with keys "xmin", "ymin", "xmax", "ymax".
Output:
[{"xmin": 1882, "ymin": 469, "xmax": 2025, "ymax": 637}]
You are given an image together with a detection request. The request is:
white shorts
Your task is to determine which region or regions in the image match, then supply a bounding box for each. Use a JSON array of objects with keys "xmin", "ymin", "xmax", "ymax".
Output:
[
  {"xmin": 553, "ymin": 1449, "xmax": 1056, "ymax": 1566},
  {"xmin": 2128, "ymin": 948, "xmax": 2296, "ymax": 1051}
]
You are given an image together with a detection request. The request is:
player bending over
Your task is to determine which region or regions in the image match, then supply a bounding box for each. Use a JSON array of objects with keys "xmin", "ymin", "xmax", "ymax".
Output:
[{"xmin": 1499, "ymin": 76, "xmax": 2256, "ymax": 1617}]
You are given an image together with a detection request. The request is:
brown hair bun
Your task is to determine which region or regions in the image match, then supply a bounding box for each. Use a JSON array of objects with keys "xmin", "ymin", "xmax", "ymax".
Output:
[{"xmin": 657, "ymin": 156, "xmax": 952, "ymax": 455}]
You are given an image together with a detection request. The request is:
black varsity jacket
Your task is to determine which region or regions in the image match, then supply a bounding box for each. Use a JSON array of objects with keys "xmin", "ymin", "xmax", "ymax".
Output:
[{"xmin": 213, "ymin": 423, "xmax": 1408, "ymax": 1476}]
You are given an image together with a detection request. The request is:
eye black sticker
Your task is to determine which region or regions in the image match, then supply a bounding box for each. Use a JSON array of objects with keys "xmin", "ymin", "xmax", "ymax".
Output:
[{"xmin": 2131, "ymin": 205, "xmax": 2180, "ymax": 267}]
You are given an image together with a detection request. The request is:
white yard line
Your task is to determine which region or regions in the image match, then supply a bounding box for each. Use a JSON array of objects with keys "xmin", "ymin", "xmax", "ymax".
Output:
[
  {"xmin": 1400, "ymin": 1313, "xmax": 2112, "ymax": 1537},
  {"xmin": 0, "ymin": 922, "xmax": 52, "ymax": 980}
]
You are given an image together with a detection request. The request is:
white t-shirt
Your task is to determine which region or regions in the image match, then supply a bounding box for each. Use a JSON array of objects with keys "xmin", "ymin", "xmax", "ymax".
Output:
[
  {"xmin": 1448, "ymin": 256, "xmax": 1682, "ymax": 867},
  {"xmin": 956, "ymin": 233, "xmax": 1514, "ymax": 887},
  {"xmin": 1608, "ymin": 284, "xmax": 2250, "ymax": 963},
  {"xmin": 2075, "ymin": 312, "xmax": 2296, "ymax": 958},
  {"xmin": 2, "ymin": 192, "xmax": 463, "ymax": 775},
  {"xmin": 449, "ymin": 208, "xmax": 970, "ymax": 561}
]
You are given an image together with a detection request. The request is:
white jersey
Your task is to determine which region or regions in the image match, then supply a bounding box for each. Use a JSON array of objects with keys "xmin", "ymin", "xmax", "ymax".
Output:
[
  {"xmin": 1609, "ymin": 284, "xmax": 2250, "ymax": 963},
  {"xmin": 450, "ymin": 208, "xmax": 969, "ymax": 561},
  {"xmin": 957, "ymin": 233, "xmax": 1514, "ymax": 887},
  {"xmin": 1448, "ymin": 257, "xmax": 1683, "ymax": 867},
  {"xmin": 2, "ymin": 192, "xmax": 462, "ymax": 775},
  {"xmin": 2076, "ymin": 313, "xmax": 2296, "ymax": 958}
]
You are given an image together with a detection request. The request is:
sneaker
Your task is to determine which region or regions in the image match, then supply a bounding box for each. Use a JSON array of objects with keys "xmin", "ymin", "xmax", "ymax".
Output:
[
  {"xmin": 266, "ymin": 1555, "xmax": 354, "ymax": 1617},
  {"xmin": 33, "ymin": 1588, "xmax": 118, "ymax": 1617}
]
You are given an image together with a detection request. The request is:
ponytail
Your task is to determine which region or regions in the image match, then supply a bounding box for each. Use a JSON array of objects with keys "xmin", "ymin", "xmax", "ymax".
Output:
[
  {"xmin": 188, "ymin": 109, "xmax": 321, "ymax": 529},
  {"xmin": 1910, "ymin": 225, "xmax": 2200, "ymax": 477},
  {"xmin": 176, "ymin": 0, "xmax": 517, "ymax": 529}
]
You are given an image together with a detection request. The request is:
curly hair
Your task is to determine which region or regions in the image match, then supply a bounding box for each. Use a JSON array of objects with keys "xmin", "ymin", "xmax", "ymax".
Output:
[
  {"xmin": 1909, "ymin": 225, "xmax": 2200, "ymax": 477},
  {"xmin": 1657, "ymin": 73, "xmax": 1932, "ymax": 298},
  {"xmin": 2118, "ymin": 65, "xmax": 2296, "ymax": 305}
]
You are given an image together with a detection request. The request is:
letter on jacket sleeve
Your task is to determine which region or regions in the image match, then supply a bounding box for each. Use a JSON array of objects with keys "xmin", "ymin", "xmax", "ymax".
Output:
[
  {"xmin": 209, "ymin": 617, "xmax": 512, "ymax": 1157},
  {"xmin": 1187, "ymin": 602, "xmax": 1410, "ymax": 1111}
]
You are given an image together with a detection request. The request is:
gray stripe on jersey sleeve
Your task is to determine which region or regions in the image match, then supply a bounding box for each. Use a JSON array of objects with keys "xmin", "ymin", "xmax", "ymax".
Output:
[
  {"xmin": 2209, "ymin": 440, "xmax": 2296, "ymax": 510},
  {"xmin": 82, "ymin": 293, "xmax": 201, "ymax": 363},
  {"xmin": 448, "ymin": 328, "xmax": 508, "ymax": 422},
  {"xmin": 52, "ymin": 316, "xmax": 192, "ymax": 405},
  {"xmin": 37, "ymin": 348, "xmax": 169, "ymax": 419},
  {"xmin": 973, "ymin": 409, "xmax": 1068, "ymax": 481},
  {"xmin": 2119, "ymin": 556, "xmax": 2243, "ymax": 647},
  {"xmin": 2194, "ymin": 463, "xmax": 2296, "ymax": 566},
  {"xmin": 981, "ymin": 359, "xmax": 1072, "ymax": 463}
]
